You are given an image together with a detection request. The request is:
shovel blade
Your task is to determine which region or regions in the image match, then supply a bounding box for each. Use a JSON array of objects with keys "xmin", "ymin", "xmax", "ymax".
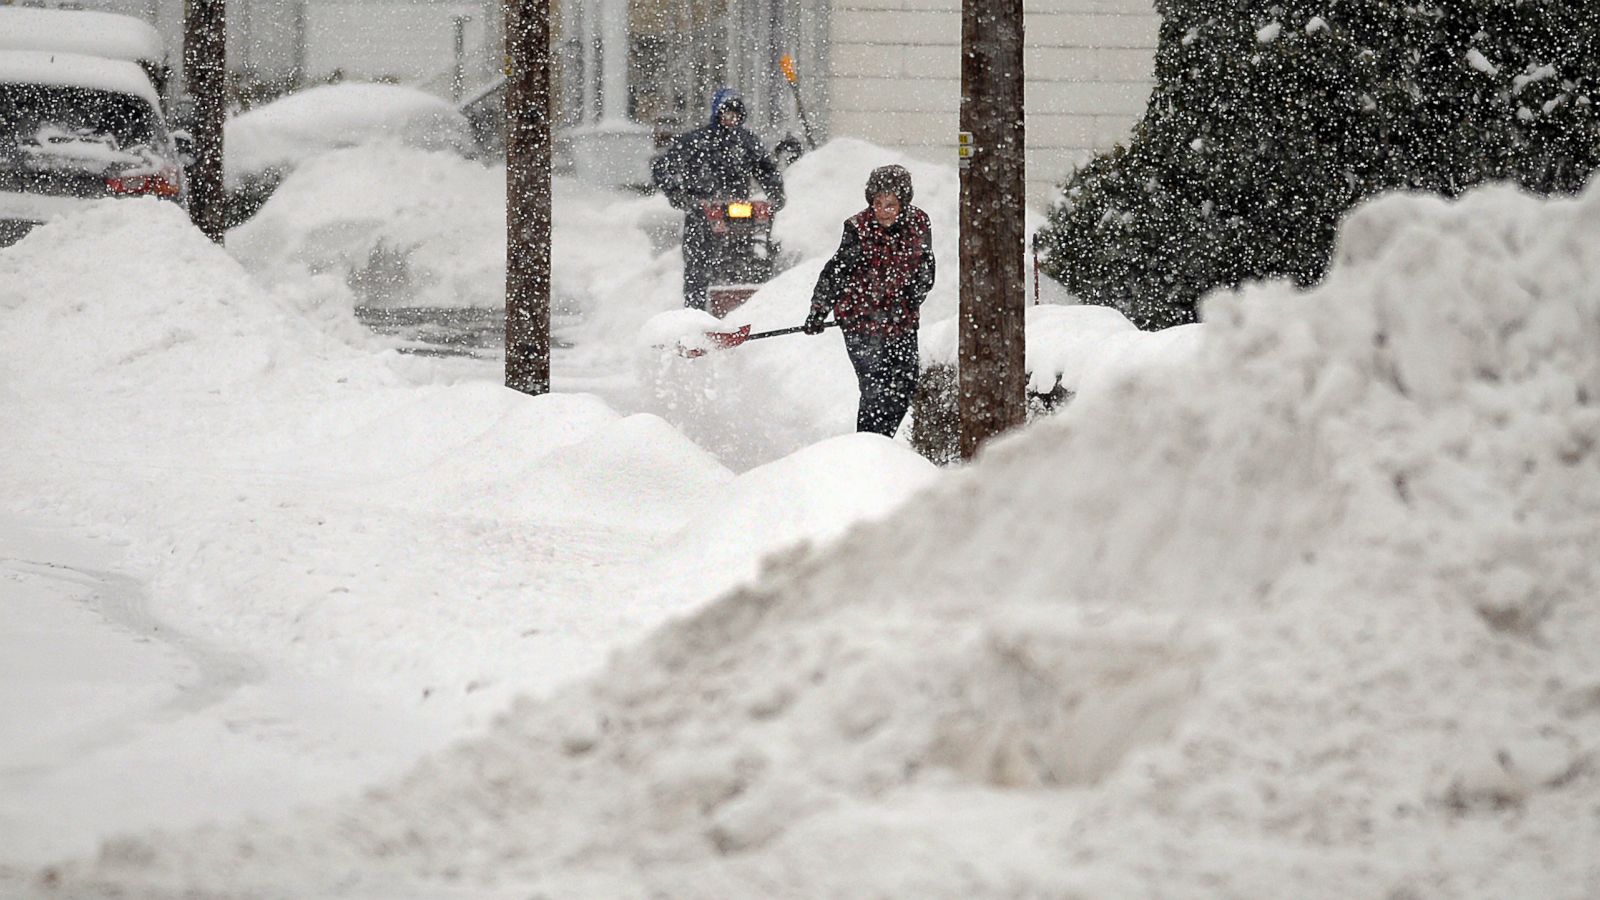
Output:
[
  {"xmin": 707, "ymin": 324, "xmax": 753, "ymax": 348},
  {"xmin": 676, "ymin": 323, "xmax": 750, "ymax": 358}
]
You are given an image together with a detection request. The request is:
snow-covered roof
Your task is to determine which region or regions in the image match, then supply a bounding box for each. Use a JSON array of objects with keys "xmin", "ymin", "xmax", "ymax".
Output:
[
  {"xmin": 0, "ymin": 51, "xmax": 162, "ymax": 108},
  {"xmin": 0, "ymin": 7, "xmax": 165, "ymax": 66}
]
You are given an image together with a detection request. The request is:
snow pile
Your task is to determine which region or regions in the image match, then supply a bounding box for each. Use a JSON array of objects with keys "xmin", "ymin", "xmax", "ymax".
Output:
[
  {"xmin": 634, "ymin": 306, "xmax": 727, "ymax": 356},
  {"xmin": 920, "ymin": 303, "xmax": 1205, "ymax": 396},
  {"xmin": 633, "ymin": 320, "xmax": 857, "ymax": 470},
  {"xmin": 0, "ymin": 198, "xmax": 373, "ymax": 399},
  {"xmin": 224, "ymin": 83, "xmax": 476, "ymax": 186},
  {"xmin": 227, "ymin": 143, "xmax": 508, "ymax": 310},
  {"xmin": 658, "ymin": 432, "xmax": 939, "ymax": 601},
  {"xmin": 41, "ymin": 179, "xmax": 1600, "ymax": 895},
  {"xmin": 229, "ymin": 143, "xmax": 659, "ymax": 317}
]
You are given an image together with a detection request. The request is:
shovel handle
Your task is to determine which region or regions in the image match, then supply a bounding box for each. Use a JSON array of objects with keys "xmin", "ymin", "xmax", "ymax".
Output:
[
  {"xmin": 745, "ymin": 319, "xmax": 837, "ymax": 341},
  {"xmin": 685, "ymin": 319, "xmax": 837, "ymax": 358}
]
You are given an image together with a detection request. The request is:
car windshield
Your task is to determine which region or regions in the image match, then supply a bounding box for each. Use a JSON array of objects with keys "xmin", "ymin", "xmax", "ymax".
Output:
[{"xmin": 0, "ymin": 81, "xmax": 167, "ymax": 177}]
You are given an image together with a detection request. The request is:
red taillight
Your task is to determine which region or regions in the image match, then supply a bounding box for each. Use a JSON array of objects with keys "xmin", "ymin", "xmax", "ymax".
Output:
[
  {"xmin": 106, "ymin": 168, "xmax": 181, "ymax": 198},
  {"xmin": 751, "ymin": 200, "xmax": 772, "ymax": 221}
]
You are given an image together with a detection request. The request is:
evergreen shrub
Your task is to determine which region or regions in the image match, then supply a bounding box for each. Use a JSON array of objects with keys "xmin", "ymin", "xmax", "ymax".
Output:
[{"xmin": 1037, "ymin": 1, "xmax": 1600, "ymax": 329}]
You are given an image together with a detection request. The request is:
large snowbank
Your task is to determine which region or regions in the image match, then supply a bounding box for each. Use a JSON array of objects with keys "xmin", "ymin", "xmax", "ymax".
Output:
[{"xmin": 42, "ymin": 182, "xmax": 1600, "ymax": 894}]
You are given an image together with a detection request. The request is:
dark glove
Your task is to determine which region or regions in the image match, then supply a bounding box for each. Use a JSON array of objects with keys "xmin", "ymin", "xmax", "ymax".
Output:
[{"xmin": 802, "ymin": 313, "xmax": 827, "ymax": 335}]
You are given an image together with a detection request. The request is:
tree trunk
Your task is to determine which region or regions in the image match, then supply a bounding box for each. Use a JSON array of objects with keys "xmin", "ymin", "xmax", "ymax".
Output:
[
  {"xmin": 957, "ymin": 0, "xmax": 1028, "ymax": 459},
  {"xmin": 183, "ymin": 0, "xmax": 226, "ymax": 243},
  {"xmin": 505, "ymin": 0, "xmax": 553, "ymax": 395}
]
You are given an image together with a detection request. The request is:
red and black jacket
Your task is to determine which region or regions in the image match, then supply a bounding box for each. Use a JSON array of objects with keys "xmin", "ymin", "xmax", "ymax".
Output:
[{"xmin": 808, "ymin": 206, "xmax": 935, "ymax": 337}]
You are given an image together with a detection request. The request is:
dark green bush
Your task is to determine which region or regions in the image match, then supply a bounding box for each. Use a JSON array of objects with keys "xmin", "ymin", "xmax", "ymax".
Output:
[{"xmin": 1037, "ymin": 1, "xmax": 1600, "ymax": 329}]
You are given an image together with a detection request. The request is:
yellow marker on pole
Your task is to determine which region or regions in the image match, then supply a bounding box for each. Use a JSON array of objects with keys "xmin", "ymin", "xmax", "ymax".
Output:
[{"xmin": 779, "ymin": 53, "xmax": 818, "ymax": 149}]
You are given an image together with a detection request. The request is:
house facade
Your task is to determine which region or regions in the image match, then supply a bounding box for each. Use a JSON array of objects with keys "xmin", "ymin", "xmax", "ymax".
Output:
[
  {"xmin": 620, "ymin": 0, "xmax": 1160, "ymax": 208},
  {"xmin": 821, "ymin": 0, "xmax": 1159, "ymax": 208}
]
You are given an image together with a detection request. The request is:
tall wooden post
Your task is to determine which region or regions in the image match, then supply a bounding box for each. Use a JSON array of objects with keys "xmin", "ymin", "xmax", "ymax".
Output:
[
  {"xmin": 451, "ymin": 15, "xmax": 469, "ymax": 102},
  {"xmin": 505, "ymin": 0, "xmax": 552, "ymax": 395},
  {"xmin": 183, "ymin": 0, "xmax": 226, "ymax": 243},
  {"xmin": 957, "ymin": 0, "xmax": 1027, "ymax": 459}
]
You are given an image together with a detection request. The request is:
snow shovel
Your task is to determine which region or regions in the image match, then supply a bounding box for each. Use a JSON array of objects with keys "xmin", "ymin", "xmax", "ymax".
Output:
[{"xmin": 682, "ymin": 319, "xmax": 838, "ymax": 358}]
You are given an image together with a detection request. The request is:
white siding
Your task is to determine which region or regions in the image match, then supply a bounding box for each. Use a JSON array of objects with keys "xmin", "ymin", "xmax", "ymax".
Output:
[{"xmin": 826, "ymin": 0, "xmax": 1158, "ymax": 210}]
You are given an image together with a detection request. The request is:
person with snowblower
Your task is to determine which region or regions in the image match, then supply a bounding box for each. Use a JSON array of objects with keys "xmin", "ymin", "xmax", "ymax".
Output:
[
  {"xmin": 650, "ymin": 88, "xmax": 787, "ymax": 311},
  {"xmin": 803, "ymin": 164, "xmax": 936, "ymax": 437}
]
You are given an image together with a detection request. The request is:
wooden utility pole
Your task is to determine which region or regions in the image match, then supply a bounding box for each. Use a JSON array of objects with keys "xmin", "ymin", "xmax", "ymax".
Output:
[
  {"xmin": 451, "ymin": 15, "xmax": 469, "ymax": 102},
  {"xmin": 504, "ymin": 0, "xmax": 553, "ymax": 395},
  {"xmin": 183, "ymin": 0, "xmax": 226, "ymax": 243},
  {"xmin": 957, "ymin": 0, "xmax": 1027, "ymax": 459}
]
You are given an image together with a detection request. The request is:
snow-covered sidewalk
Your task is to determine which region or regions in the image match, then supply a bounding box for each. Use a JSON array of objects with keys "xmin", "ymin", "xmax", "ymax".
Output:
[
  {"xmin": 0, "ymin": 198, "xmax": 937, "ymax": 872},
  {"xmin": 0, "ymin": 512, "xmax": 447, "ymax": 865}
]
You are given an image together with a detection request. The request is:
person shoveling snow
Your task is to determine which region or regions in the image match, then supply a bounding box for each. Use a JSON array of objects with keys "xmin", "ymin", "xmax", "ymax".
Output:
[
  {"xmin": 648, "ymin": 165, "xmax": 937, "ymax": 441},
  {"xmin": 801, "ymin": 164, "xmax": 936, "ymax": 437}
]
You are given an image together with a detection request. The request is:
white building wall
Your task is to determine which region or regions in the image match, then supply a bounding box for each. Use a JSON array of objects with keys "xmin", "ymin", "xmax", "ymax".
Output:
[
  {"xmin": 826, "ymin": 0, "xmax": 1159, "ymax": 211},
  {"xmin": 303, "ymin": 1, "xmax": 493, "ymax": 89}
]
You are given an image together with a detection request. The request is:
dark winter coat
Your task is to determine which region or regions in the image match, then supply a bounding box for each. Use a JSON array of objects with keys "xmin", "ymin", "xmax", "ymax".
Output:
[
  {"xmin": 650, "ymin": 89, "xmax": 785, "ymax": 211},
  {"xmin": 808, "ymin": 206, "xmax": 935, "ymax": 337}
]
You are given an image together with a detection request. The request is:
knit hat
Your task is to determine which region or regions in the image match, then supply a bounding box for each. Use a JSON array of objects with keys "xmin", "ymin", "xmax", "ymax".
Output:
[
  {"xmin": 709, "ymin": 87, "xmax": 745, "ymax": 125},
  {"xmin": 864, "ymin": 164, "xmax": 913, "ymax": 205}
]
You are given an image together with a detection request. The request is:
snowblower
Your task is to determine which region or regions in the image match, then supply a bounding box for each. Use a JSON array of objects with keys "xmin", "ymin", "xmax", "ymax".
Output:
[{"xmin": 699, "ymin": 197, "xmax": 780, "ymax": 319}]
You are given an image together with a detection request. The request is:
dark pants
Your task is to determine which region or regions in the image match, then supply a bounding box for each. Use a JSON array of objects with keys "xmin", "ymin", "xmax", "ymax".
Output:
[
  {"xmin": 682, "ymin": 214, "xmax": 714, "ymax": 310},
  {"xmin": 844, "ymin": 329, "xmax": 920, "ymax": 436}
]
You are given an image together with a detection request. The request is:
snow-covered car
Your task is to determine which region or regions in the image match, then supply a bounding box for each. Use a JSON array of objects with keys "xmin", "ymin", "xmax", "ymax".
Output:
[
  {"xmin": 223, "ymin": 83, "xmax": 478, "ymax": 226},
  {"xmin": 0, "ymin": 50, "xmax": 187, "ymax": 249},
  {"xmin": 0, "ymin": 6, "xmax": 173, "ymax": 101}
]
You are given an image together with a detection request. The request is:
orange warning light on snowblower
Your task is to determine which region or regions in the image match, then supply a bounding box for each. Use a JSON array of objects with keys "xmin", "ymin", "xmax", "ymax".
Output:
[
  {"xmin": 780, "ymin": 55, "xmax": 798, "ymax": 84},
  {"xmin": 727, "ymin": 201, "xmax": 754, "ymax": 219}
]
